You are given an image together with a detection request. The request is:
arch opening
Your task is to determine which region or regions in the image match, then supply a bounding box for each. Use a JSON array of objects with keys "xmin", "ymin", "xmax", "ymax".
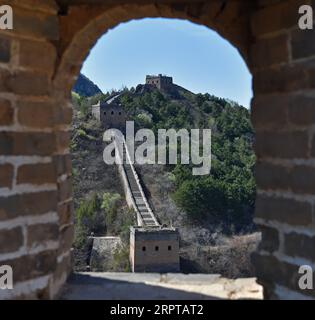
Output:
[
  {"xmin": 68, "ymin": 16, "xmax": 258, "ymax": 286},
  {"xmin": 1, "ymin": 0, "xmax": 314, "ymax": 301}
]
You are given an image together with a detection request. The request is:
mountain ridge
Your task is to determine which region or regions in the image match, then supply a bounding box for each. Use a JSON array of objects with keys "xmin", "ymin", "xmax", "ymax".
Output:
[{"xmin": 73, "ymin": 73, "xmax": 103, "ymax": 97}]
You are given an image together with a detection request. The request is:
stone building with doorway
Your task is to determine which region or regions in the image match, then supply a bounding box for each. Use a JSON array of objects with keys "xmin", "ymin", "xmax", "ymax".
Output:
[
  {"xmin": 146, "ymin": 74, "xmax": 173, "ymax": 91},
  {"xmin": 130, "ymin": 226, "xmax": 180, "ymax": 273},
  {"xmin": 92, "ymin": 96, "xmax": 126, "ymax": 131}
]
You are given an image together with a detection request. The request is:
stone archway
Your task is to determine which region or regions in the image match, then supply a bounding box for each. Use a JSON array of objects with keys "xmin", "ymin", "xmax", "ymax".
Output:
[{"xmin": 0, "ymin": 0, "xmax": 314, "ymax": 300}]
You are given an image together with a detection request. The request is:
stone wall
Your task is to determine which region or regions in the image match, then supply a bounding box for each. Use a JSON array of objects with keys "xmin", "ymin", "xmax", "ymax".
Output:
[
  {"xmin": 249, "ymin": 0, "xmax": 315, "ymax": 300},
  {"xmin": 0, "ymin": 0, "xmax": 314, "ymax": 299},
  {"xmin": 130, "ymin": 227, "xmax": 180, "ymax": 273},
  {"xmin": 114, "ymin": 136, "xmax": 143, "ymax": 225},
  {"xmin": 0, "ymin": 0, "xmax": 73, "ymax": 299},
  {"xmin": 89, "ymin": 236, "xmax": 122, "ymax": 271},
  {"xmin": 146, "ymin": 74, "xmax": 173, "ymax": 91},
  {"xmin": 99, "ymin": 103, "xmax": 126, "ymax": 131}
]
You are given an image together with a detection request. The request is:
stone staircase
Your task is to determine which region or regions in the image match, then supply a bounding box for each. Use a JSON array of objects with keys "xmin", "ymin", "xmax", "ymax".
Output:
[{"xmin": 121, "ymin": 139, "xmax": 159, "ymax": 227}]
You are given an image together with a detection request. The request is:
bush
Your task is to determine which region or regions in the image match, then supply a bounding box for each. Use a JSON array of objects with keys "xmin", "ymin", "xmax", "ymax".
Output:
[
  {"xmin": 73, "ymin": 224, "xmax": 89, "ymax": 249},
  {"xmin": 173, "ymin": 177, "xmax": 227, "ymax": 221},
  {"xmin": 78, "ymin": 97, "xmax": 90, "ymax": 117},
  {"xmin": 76, "ymin": 193, "xmax": 99, "ymax": 225},
  {"xmin": 113, "ymin": 245, "xmax": 131, "ymax": 272},
  {"xmin": 118, "ymin": 208, "xmax": 136, "ymax": 244},
  {"xmin": 101, "ymin": 192, "xmax": 121, "ymax": 226}
]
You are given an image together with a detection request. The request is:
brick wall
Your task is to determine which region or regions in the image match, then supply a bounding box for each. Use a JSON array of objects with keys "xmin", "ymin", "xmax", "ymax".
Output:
[
  {"xmin": 250, "ymin": 0, "xmax": 315, "ymax": 299},
  {"xmin": 0, "ymin": 0, "xmax": 73, "ymax": 299},
  {"xmin": 130, "ymin": 227, "xmax": 180, "ymax": 273},
  {"xmin": 0, "ymin": 0, "xmax": 314, "ymax": 299}
]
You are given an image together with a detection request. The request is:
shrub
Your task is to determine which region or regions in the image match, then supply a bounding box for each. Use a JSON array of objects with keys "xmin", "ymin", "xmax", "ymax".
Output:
[
  {"xmin": 118, "ymin": 208, "xmax": 136, "ymax": 244},
  {"xmin": 113, "ymin": 245, "xmax": 131, "ymax": 272},
  {"xmin": 173, "ymin": 177, "xmax": 227, "ymax": 221},
  {"xmin": 101, "ymin": 192, "xmax": 121, "ymax": 226},
  {"xmin": 76, "ymin": 193, "xmax": 103, "ymax": 234}
]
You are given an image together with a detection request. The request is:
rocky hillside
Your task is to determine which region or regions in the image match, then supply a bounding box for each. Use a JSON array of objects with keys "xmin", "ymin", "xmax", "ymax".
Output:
[
  {"xmin": 71, "ymin": 95, "xmax": 133, "ymax": 272},
  {"xmin": 73, "ymin": 73, "xmax": 102, "ymax": 97}
]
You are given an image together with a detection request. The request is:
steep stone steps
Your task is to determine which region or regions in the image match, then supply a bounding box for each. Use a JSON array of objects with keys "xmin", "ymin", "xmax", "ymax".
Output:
[{"xmin": 121, "ymin": 142, "xmax": 158, "ymax": 227}]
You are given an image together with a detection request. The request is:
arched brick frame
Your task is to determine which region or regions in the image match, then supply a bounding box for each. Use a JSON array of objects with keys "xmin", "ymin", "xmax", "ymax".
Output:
[{"xmin": 0, "ymin": 0, "xmax": 314, "ymax": 300}]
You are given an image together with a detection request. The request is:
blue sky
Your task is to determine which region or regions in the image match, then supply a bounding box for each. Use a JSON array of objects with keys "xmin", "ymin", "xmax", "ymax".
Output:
[{"xmin": 81, "ymin": 18, "xmax": 253, "ymax": 108}]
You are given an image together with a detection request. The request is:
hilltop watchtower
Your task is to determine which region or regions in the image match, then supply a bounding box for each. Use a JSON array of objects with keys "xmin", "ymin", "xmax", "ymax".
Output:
[
  {"xmin": 130, "ymin": 226, "xmax": 180, "ymax": 273},
  {"xmin": 91, "ymin": 94, "xmax": 126, "ymax": 131},
  {"xmin": 145, "ymin": 74, "xmax": 173, "ymax": 91}
]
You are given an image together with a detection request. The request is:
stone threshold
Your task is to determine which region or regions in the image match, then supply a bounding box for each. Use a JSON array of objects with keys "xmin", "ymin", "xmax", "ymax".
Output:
[{"xmin": 60, "ymin": 272, "xmax": 263, "ymax": 300}]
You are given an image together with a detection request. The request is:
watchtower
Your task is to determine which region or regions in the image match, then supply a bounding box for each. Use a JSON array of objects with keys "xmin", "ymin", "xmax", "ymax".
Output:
[
  {"xmin": 130, "ymin": 226, "xmax": 180, "ymax": 273},
  {"xmin": 145, "ymin": 74, "xmax": 173, "ymax": 91},
  {"xmin": 92, "ymin": 96, "xmax": 126, "ymax": 131}
]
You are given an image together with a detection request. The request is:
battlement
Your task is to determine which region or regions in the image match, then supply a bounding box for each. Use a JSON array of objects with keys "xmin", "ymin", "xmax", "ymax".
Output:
[
  {"xmin": 91, "ymin": 94, "xmax": 126, "ymax": 130},
  {"xmin": 129, "ymin": 226, "xmax": 180, "ymax": 273},
  {"xmin": 145, "ymin": 74, "xmax": 173, "ymax": 90}
]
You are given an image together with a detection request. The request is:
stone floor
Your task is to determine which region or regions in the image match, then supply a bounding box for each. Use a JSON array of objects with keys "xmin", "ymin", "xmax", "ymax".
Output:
[{"xmin": 60, "ymin": 272, "xmax": 263, "ymax": 300}]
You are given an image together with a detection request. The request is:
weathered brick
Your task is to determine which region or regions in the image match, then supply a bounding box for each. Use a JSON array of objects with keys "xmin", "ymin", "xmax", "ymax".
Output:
[
  {"xmin": 58, "ymin": 178, "xmax": 72, "ymax": 202},
  {"xmin": 0, "ymin": 227, "xmax": 23, "ymax": 254},
  {"xmin": 17, "ymin": 100, "xmax": 54, "ymax": 128},
  {"xmin": 0, "ymin": 163, "xmax": 14, "ymax": 188},
  {"xmin": 53, "ymin": 251, "xmax": 71, "ymax": 285},
  {"xmin": 253, "ymin": 64, "xmax": 309, "ymax": 94},
  {"xmin": 0, "ymin": 98, "xmax": 14, "ymax": 126},
  {"xmin": 27, "ymin": 223, "xmax": 59, "ymax": 249},
  {"xmin": 0, "ymin": 132, "xmax": 56, "ymax": 155},
  {"xmin": 0, "ymin": 69, "xmax": 51, "ymax": 95},
  {"xmin": 13, "ymin": 8, "xmax": 59, "ymax": 41},
  {"xmin": 18, "ymin": 39, "xmax": 57, "ymax": 74},
  {"xmin": 255, "ymin": 162, "xmax": 290, "ymax": 191},
  {"xmin": 251, "ymin": 94, "xmax": 289, "ymax": 129},
  {"xmin": 255, "ymin": 195, "xmax": 313, "ymax": 226},
  {"xmin": 250, "ymin": 34, "xmax": 289, "ymax": 69},
  {"xmin": 17, "ymin": 163, "xmax": 56, "ymax": 185},
  {"xmin": 6, "ymin": 0, "xmax": 58, "ymax": 14},
  {"xmin": 1, "ymin": 250, "xmax": 57, "ymax": 283},
  {"xmin": 311, "ymin": 134, "xmax": 315, "ymax": 157},
  {"xmin": 0, "ymin": 37, "xmax": 10, "ymax": 63},
  {"xmin": 252, "ymin": 252, "xmax": 315, "ymax": 298},
  {"xmin": 54, "ymin": 106, "xmax": 73, "ymax": 126},
  {"xmin": 291, "ymin": 28, "xmax": 315, "ymax": 60},
  {"xmin": 288, "ymin": 95, "xmax": 315, "ymax": 127},
  {"xmin": 0, "ymin": 68, "xmax": 10, "ymax": 92},
  {"xmin": 6, "ymin": 71, "xmax": 50, "ymax": 96},
  {"xmin": 256, "ymin": 163, "xmax": 315, "ymax": 194},
  {"xmin": 58, "ymin": 200, "xmax": 74, "ymax": 227},
  {"xmin": 285, "ymin": 232, "xmax": 315, "ymax": 262},
  {"xmin": 255, "ymin": 130, "xmax": 309, "ymax": 159},
  {"xmin": 290, "ymin": 165, "xmax": 315, "ymax": 194},
  {"xmin": 58, "ymin": 224, "xmax": 74, "ymax": 256},
  {"xmin": 305, "ymin": 65, "xmax": 315, "ymax": 88},
  {"xmin": 258, "ymin": 225, "xmax": 279, "ymax": 253},
  {"xmin": 251, "ymin": 0, "xmax": 306, "ymax": 37},
  {"xmin": 53, "ymin": 154, "xmax": 72, "ymax": 176},
  {"xmin": 0, "ymin": 191, "xmax": 57, "ymax": 221},
  {"xmin": 56, "ymin": 131, "xmax": 70, "ymax": 152}
]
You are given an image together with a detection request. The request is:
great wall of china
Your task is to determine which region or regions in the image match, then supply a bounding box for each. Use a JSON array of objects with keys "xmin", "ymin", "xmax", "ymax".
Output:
[{"xmin": 1, "ymin": 1, "xmax": 313, "ymax": 300}]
